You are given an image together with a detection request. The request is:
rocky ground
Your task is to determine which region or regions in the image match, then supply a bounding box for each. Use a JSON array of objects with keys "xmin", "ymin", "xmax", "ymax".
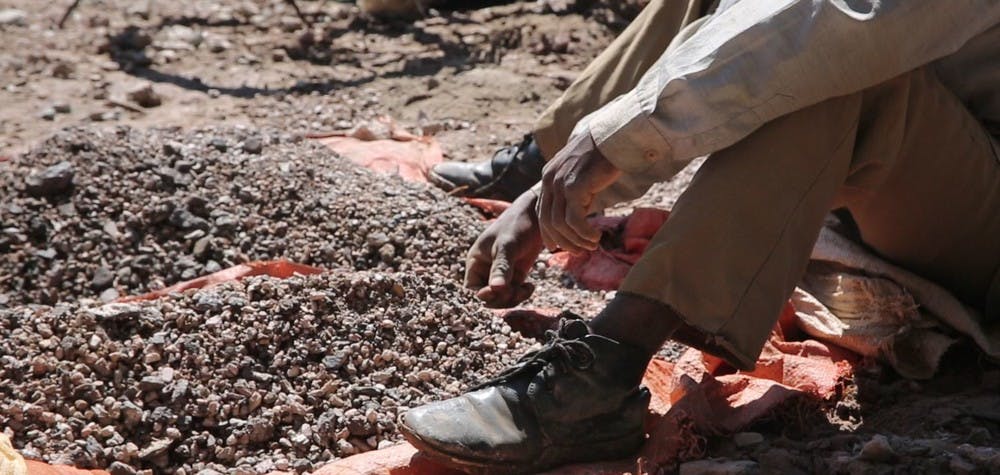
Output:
[
  {"xmin": 2, "ymin": 1, "xmax": 999, "ymax": 474},
  {"xmin": 1, "ymin": 272, "xmax": 535, "ymax": 474},
  {"xmin": 681, "ymin": 352, "xmax": 1000, "ymax": 474},
  {"xmin": 0, "ymin": 126, "xmax": 484, "ymax": 306}
]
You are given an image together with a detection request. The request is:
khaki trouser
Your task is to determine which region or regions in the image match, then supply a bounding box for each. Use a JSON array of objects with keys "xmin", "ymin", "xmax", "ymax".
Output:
[{"xmin": 532, "ymin": 0, "xmax": 1000, "ymax": 369}]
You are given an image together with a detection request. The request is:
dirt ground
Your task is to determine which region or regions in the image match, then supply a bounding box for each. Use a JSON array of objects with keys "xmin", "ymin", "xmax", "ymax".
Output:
[{"xmin": 2, "ymin": 1, "xmax": 1000, "ymax": 474}]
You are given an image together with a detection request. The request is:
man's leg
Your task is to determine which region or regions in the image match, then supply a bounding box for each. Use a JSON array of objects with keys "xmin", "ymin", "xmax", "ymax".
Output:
[
  {"xmin": 532, "ymin": 0, "xmax": 711, "ymax": 158},
  {"xmin": 599, "ymin": 68, "xmax": 1000, "ymax": 369},
  {"xmin": 839, "ymin": 69, "xmax": 1000, "ymax": 319},
  {"xmin": 430, "ymin": 0, "xmax": 711, "ymax": 200},
  {"xmin": 401, "ymin": 68, "xmax": 1000, "ymax": 474}
]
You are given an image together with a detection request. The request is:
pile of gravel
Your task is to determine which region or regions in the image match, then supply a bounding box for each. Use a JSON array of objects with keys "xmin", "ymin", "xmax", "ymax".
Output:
[
  {"xmin": 0, "ymin": 271, "xmax": 533, "ymax": 474},
  {"xmin": 0, "ymin": 126, "xmax": 484, "ymax": 306}
]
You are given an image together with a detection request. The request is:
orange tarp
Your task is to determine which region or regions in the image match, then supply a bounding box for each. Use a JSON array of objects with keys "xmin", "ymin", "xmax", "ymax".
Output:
[
  {"xmin": 118, "ymin": 260, "xmax": 325, "ymax": 302},
  {"xmin": 309, "ymin": 118, "xmax": 512, "ymax": 218},
  {"xmin": 309, "ymin": 117, "xmax": 444, "ymax": 183}
]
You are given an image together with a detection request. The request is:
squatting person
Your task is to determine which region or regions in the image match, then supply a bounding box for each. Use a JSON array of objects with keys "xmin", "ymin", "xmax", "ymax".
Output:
[{"xmin": 400, "ymin": 0, "xmax": 1000, "ymax": 472}]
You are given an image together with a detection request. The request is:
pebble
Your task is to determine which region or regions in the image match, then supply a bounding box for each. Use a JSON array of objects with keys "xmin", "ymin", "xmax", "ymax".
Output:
[
  {"xmin": 0, "ymin": 272, "xmax": 530, "ymax": 472},
  {"xmin": 91, "ymin": 267, "xmax": 115, "ymax": 290},
  {"xmin": 0, "ymin": 8, "xmax": 27, "ymax": 26},
  {"xmin": 108, "ymin": 461, "xmax": 137, "ymax": 475},
  {"xmin": 242, "ymin": 137, "xmax": 263, "ymax": 154},
  {"xmin": 1, "ymin": 126, "xmax": 483, "ymax": 306},
  {"xmin": 858, "ymin": 434, "xmax": 897, "ymax": 463},
  {"xmin": 25, "ymin": 161, "xmax": 74, "ymax": 197},
  {"xmin": 127, "ymin": 85, "xmax": 162, "ymax": 108}
]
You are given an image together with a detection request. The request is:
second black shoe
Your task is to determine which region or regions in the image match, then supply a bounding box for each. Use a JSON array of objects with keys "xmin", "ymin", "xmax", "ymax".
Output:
[{"xmin": 429, "ymin": 135, "xmax": 545, "ymax": 201}]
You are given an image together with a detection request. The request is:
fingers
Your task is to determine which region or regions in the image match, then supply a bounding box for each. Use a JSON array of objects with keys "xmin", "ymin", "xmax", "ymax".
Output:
[
  {"xmin": 537, "ymin": 133, "xmax": 612, "ymax": 252},
  {"xmin": 477, "ymin": 246, "xmax": 535, "ymax": 308},
  {"xmin": 464, "ymin": 240, "xmax": 492, "ymax": 289},
  {"xmin": 562, "ymin": 178, "xmax": 602, "ymax": 246},
  {"xmin": 547, "ymin": 183, "xmax": 594, "ymax": 252},
  {"xmin": 464, "ymin": 253, "xmax": 490, "ymax": 290},
  {"xmin": 477, "ymin": 281, "xmax": 534, "ymax": 308},
  {"xmin": 537, "ymin": 169, "xmax": 558, "ymax": 251},
  {"xmin": 540, "ymin": 165, "xmax": 600, "ymax": 252}
]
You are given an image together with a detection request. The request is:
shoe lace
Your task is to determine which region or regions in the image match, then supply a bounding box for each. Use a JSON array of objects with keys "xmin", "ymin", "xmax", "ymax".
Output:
[
  {"xmin": 475, "ymin": 134, "xmax": 534, "ymax": 194},
  {"xmin": 472, "ymin": 319, "xmax": 596, "ymax": 390}
]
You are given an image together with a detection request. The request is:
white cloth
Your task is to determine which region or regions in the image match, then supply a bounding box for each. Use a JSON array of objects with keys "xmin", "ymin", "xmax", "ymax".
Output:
[{"xmin": 795, "ymin": 227, "xmax": 1000, "ymax": 379}]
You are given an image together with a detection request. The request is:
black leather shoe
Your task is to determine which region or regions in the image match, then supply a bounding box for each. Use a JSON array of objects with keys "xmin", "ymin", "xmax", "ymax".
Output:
[
  {"xmin": 400, "ymin": 319, "xmax": 650, "ymax": 474},
  {"xmin": 429, "ymin": 135, "xmax": 545, "ymax": 201}
]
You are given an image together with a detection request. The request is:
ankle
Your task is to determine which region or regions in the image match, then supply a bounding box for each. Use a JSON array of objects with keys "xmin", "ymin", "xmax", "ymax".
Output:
[{"xmin": 590, "ymin": 293, "xmax": 684, "ymax": 359}]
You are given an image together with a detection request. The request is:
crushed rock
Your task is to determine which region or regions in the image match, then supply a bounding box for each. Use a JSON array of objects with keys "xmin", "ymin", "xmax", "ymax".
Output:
[
  {"xmin": 0, "ymin": 126, "xmax": 484, "ymax": 306},
  {"xmin": 0, "ymin": 271, "xmax": 533, "ymax": 473}
]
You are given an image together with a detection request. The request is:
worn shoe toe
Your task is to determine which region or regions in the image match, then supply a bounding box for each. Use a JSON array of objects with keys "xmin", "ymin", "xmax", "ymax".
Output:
[{"xmin": 400, "ymin": 386, "xmax": 538, "ymax": 465}]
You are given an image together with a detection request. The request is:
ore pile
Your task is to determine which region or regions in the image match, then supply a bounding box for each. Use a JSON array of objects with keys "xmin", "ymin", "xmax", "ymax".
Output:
[
  {"xmin": 0, "ymin": 126, "xmax": 484, "ymax": 306},
  {"xmin": 0, "ymin": 271, "xmax": 533, "ymax": 474}
]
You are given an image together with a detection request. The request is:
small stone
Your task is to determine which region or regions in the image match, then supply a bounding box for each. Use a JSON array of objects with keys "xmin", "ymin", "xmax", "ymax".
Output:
[
  {"xmin": 193, "ymin": 236, "xmax": 212, "ymax": 258},
  {"xmin": 204, "ymin": 34, "xmax": 231, "ymax": 53},
  {"xmin": 138, "ymin": 439, "xmax": 172, "ymax": 460},
  {"xmin": 99, "ymin": 288, "xmax": 120, "ymax": 302},
  {"xmin": 733, "ymin": 432, "xmax": 765, "ymax": 448},
  {"xmin": 378, "ymin": 243, "xmax": 396, "ymax": 263},
  {"xmin": 139, "ymin": 375, "xmax": 166, "ymax": 391},
  {"xmin": 0, "ymin": 9, "xmax": 27, "ymax": 26},
  {"xmin": 127, "ymin": 85, "xmax": 162, "ymax": 108},
  {"xmin": 337, "ymin": 439, "xmax": 356, "ymax": 455},
  {"xmin": 40, "ymin": 107, "xmax": 56, "ymax": 121},
  {"xmin": 242, "ymin": 137, "xmax": 263, "ymax": 154},
  {"xmin": 51, "ymin": 62, "xmax": 75, "ymax": 78},
  {"xmin": 120, "ymin": 402, "xmax": 142, "ymax": 425},
  {"xmin": 89, "ymin": 111, "xmax": 118, "ymax": 122},
  {"xmin": 322, "ymin": 353, "xmax": 347, "ymax": 370},
  {"xmin": 53, "ymin": 103, "xmax": 71, "ymax": 114},
  {"xmin": 91, "ymin": 267, "xmax": 115, "ymax": 290},
  {"xmin": 169, "ymin": 209, "xmax": 211, "ymax": 231},
  {"xmin": 160, "ymin": 366, "xmax": 175, "ymax": 382},
  {"xmin": 209, "ymin": 138, "xmax": 228, "ymax": 152},
  {"xmin": 108, "ymin": 461, "xmax": 137, "ymax": 475},
  {"xmin": 25, "ymin": 161, "xmax": 74, "ymax": 197},
  {"xmin": 88, "ymin": 303, "xmax": 141, "ymax": 322},
  {"xmin": 858, "ymin": 434, "xmax": 896, "ymax": 463},
  {"xmin": 161, "ymin": 25, "xmax": 202, "ymax": 47}
]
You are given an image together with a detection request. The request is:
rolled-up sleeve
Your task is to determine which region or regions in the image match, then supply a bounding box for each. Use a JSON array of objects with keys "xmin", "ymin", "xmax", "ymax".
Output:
[{"xmin": 588, "ymin": 0, "xmax": 1000, "ymax": 176}]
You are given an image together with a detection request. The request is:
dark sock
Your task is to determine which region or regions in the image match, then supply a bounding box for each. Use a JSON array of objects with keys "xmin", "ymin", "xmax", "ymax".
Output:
[{"xmin": 589, "ymin": 292, "xmax": 684, "ymax": 360}]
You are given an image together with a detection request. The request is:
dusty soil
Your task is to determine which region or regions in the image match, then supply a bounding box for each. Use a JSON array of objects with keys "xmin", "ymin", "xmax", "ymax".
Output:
[
  {"xmin": 2, "ymin": 1, "xmax": 999, "ymax": 474},
  {"xmin": 0, "ymin": 0, "xmax": 632, "ymax": 159}
]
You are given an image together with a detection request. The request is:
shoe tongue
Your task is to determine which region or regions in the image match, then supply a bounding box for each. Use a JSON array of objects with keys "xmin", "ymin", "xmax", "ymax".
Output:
[{"xmin": 559, "ymin": 319, "xmax": 591, "ymax": 339}]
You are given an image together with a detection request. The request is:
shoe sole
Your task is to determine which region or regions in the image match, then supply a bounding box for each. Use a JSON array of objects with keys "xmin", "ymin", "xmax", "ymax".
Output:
[
  {"xmin": 400, "ymin": 419, "xmax": 645, "ymax": 475},
  {"xmin": 427, "ymin": 169, "xmax": 470, "ymax": 196}
]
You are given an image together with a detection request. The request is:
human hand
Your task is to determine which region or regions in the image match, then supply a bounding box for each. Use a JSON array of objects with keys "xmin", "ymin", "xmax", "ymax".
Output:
[
  {"xmin": 537, "ymin": 130, "xmax": 621, "ymax": 252},
  {"xmin": 465, "ymin": 190, "xmax": 544, "ymax": 308}
]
